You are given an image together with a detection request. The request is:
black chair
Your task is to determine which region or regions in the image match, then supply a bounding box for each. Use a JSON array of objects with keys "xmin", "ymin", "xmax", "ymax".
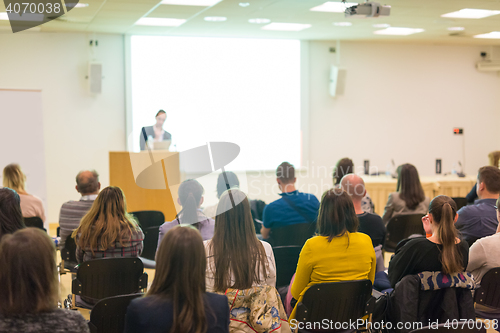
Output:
[
  {"xmin": 452, "ymin": 197, "xmax": 468, "ymax": 211},
  {"xmin": 474, "ymin": 267, "xmax": 500, "ymax": 320},
  {"xmin": 67, "ymin": 257, "xmax": 148, "ymax": 309},
  {"xmin": 88, "ymin": 294, "xmax": 142, "ymax": 333},
  {"xmin": 60, "ymin": 234, "xmax": 78, "ymax": 275},
  {"xmin": 129, "ymin": 210, "xmax": 165, "ymax": 229},
  {"xmin": 140, "ymin": 226, "xmax": 160, "ymax": 261},
  {"xmin": 384, "ymin": 214, "xmax": 425, "ymax": 252},
  {"xmin": 295, "ymin": 280, "xmax": 374, "ymax": 333},
  {"xmin": 273, "ymin": 245, "xmax": 302, "ymax": 288},
  {"xmin": 409, "ymin": 323, "xmax": 485, "ymax": 333},
  {"xmin": 269, "ymin": 222, "xmax": 316, "ymax": 247},
  {"xmin": 23, "ymin": 216, "xmax": 45, "ymax": 231}
]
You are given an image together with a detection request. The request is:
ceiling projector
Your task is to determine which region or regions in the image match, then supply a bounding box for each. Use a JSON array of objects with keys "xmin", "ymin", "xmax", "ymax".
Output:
[{"xmin": 345, "ymin": 2, "xmax": 391, "ymax": 18}]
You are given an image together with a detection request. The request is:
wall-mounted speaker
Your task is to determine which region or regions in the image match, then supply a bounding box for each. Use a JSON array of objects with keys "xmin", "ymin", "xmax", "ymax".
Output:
[
  {"xmin": 88, "ymin": 63, "xmax": 102, "ymax": 94},
  {"xmin": 330, "ymin": 66, "xmax": 339, "ymax": 97}
]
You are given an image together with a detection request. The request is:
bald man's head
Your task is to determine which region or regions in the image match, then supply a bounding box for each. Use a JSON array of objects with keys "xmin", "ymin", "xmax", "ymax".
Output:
[
  {"xmin": 340, "ymin": 174, "xmax": 366, "ymax": 202},
  {"xmin": 75, "ymin": 170, "xmax": 100, "ymax": 195}
]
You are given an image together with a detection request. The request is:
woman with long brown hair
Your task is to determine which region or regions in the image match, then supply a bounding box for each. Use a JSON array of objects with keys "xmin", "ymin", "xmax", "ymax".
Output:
[
  {"xmin": 0, "ymin": 228, "xmax": 89, "ymax": 332},
  {"xmin": 388, "ymin": 195, "xmax": 469, "ymax": 287},
  {"xmin": 289, "ymin": 188, "xmax": 376, "ymax": 319},
  {"xmin": 205, "ymin": 189, "xmax": 276, "ymax": 292},
  {"xmin": 125, "ymin": 226, "xmax": 229, "ymax": 333},
  {"xmin": 382, "ymin": 163, "xmax": 430, "ymax": 224},
  {"xmin": 0, "ymin": 187, "xmax": 25, "ymax": 240},
  {"xmin": 72, "ymin": 186, "xmax": 144, "ymax": 263},
  {"xmin": 3, "ymin": 163, "xmax": 46, "ymax": 227}
]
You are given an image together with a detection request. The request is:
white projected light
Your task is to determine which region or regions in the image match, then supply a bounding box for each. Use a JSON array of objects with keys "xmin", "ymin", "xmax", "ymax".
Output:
[
  {"xmin": 310, "ymin": 2, "xmax": 358, "ymax": 13},
  {"xmin": 130, "ymin": 36, "xmax": 301, "ymax": 171},
  {"xmin": 136, "ymin": 18, "xmax": 186, "ymax": 26},
  {"xmin": 441, "ymin": 9, "xmax": 500, "ymax": 19}
]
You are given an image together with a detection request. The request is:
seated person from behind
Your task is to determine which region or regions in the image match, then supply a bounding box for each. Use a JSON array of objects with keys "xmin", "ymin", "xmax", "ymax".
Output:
[
  {"xmin": 387, "ymin": 195, "xmax": 469, "ymax": 288},
  {"xmin": 333, "ymin": 157, "xmax": 375, "ymax": 213},
  {"xmin": 203, "ymin": 171, "xmax": 240, "ymax": 219},
  {"xmin": 0, "ymin": 188, "xmax": 25, "ymax": 240},
  {"xmin": 158, "ymin": 179, "xmax": 215, "ymax": 247},
  {"xmin": 261, "ymin": 162, "xmax": 320, "ymax": 240},
  {"xmin": 289, "ymin": 188, "xmax": 376, "ymax": 319},
  {"xmin": 341, "ymin": 174, "xmax": 386, "ymax": 247},
  {"xmin": 455, "ymin": 166, "xmax": 500, "ymax": 246},
  {"xmin": 382, "ymin": 163, "xmax": 430, "ymax": 225},
  {"xmin": 72, "ymin": 186, "xmax": 144, "ymax": 263},
  {"xmin": 125, "ymin": 226, "xmax": 229, "ymax": 333},
  {"xmin": 467, "ymin": 196, "xmax": 500, "ymax": 284},
  {"xmin": 59, "ymin": 170, "xmax": 100, "ymax": 248}
]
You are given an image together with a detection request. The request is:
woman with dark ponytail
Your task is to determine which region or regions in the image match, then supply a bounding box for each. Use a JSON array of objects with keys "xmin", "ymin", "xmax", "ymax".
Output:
[
  {"xmin": 388, "ymin": 195, "xmax": 469, "ymax": 287},
  {"xmin": 158, "ymin": 180, "xmax": 215, "ymax": 247}
]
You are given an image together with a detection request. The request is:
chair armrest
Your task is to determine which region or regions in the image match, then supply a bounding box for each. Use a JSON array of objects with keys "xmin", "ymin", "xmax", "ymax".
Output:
[
  {"xmin": 294, "ymin": 302, "xmax": 309, "ymax": 322},
  {"xmin": 366, "ymin": 295, "xmax": 376, "ymax": 315},
  {"xmin": 139, "ymin": 272, "xmax": 148, "ymax": 289}
]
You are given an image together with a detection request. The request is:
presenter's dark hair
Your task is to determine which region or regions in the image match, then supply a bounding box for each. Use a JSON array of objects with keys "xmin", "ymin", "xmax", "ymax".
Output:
[
  {"xmin": 276, "ymin": 162, "xmax": 295, "ymax": 184},
  {"xmin": 428, "ymin": 195, "xmax": 463, "ymax": 274},
  {"xmin": 333, "ymin": 158, "xmax": 354, "ymax": 185},
  {"xmin": 0, "ymin": 228, "xmax": 58, "ymax": 316},
  {"xmin": 397, "ymin": 163, "xmax": 425, "ymax": 210},
  {"xmin": 478, "ymin": 166, "xmax": 500, "ymax": 194},
  {"xmin": 156, "ymin": 110, "xmax": 166, "ymax": 117},
  {"xmin": 0, "ymin": 188, "xmax": 25, "ymax": 240},
  {"xmin": 148, "ymin": 226, "xmax": 210, "ymax": 333},
  {"xmin": 216, "ymin": 172, "xmax": 240, "ymax": 199},
  {"xmin": 178, "ymin": 179, "xmax": 204, "ymax": 228},
  {"xmin": 317, "ymin": 188, "xmax": 359, "ymax": 243}
]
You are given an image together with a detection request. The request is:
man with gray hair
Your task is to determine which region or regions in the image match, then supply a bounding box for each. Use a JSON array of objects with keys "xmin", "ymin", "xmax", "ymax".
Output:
[
  {"xmin": 341, "ymin": 173, "xmax": 386, "ymax": 247},
  {"xmin": 58, "ymin": 170, "xmax": 100, "ymax": 248}
]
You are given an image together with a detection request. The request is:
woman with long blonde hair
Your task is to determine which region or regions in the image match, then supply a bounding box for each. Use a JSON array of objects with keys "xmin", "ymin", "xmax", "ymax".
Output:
[{"xmin": 72, "ymin": 186, "xmax": 144, "ymax": 263}]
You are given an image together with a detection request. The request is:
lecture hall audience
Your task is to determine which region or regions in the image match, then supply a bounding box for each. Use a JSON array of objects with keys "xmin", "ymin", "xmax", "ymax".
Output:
[
  {"xmin": 72, "ymin": 186, "xmax": 144, "ymax": 263},
  {"xmin": 260, "ymin": 162, "xmax": 319, "ymax": 240},
  {"xmin": 2, "ymin": 163, "xmax": 46, "ymax": 226},
  {"xmin": 205, "ymin": 189, "xmax": 276, "ymax": 292},
  {"xmin": 0, "ymin": 187, "xmax": 25, "ymax": 240},
  {"xmin": 0, "ymin": 228, "xmax": 89, "ymax": 333},
  {"xmin": 387, "ymin": 195, "xmax": 469, "ymax": 288},
  {"xmin": 466, "ymin": 151, "xmax": 500, "ymax": 204},
  {"xmin": 158, "ymin": 179, "xmax": 215, "ymax": 247},
  {"xmin": 58, "ymin": 170, "xmax": 100, "ymax": 248},
  {"xmin": 125, "ymin": 226, "xmax": 230, "ymax": 333},
  {"xmin": 382, "ymin": 163, "xmax": 430, "ymax": 224},
  {"xmin": 203, "ymin": 171, "xmax": 240, "ymax": 219},
  {"xmin": 289, "ymin": 188, "xmax": 376, "ymax": 319},
  {"xmin": 455, "ymin": 166, "xmax": 500, "ymax": 246},
  {"xmin": 333, "ymin": 158, "xmax": 375, "ymax": 213}
]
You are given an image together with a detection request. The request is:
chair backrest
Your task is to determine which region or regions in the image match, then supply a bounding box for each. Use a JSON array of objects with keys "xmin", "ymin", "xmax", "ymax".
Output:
[
  {"xmin": 61, "ymin": 234, "xmax": 77, "ymax": 263},
  {"xmin": 451, "ymin": 197, "xmax": 468, "ymax": 211},
  {"xmin": 140, "ymin": 226, "xmax": 160, "ymax": 261},
  {"xmin": 474, "ymin": 267, "xmax": 500, "ymax": 309},
  {"xmin": 72, "ymin": 257, "xmax": 148, "ymax": 303},
  {"xmin": 273, "ymin": 245, "xmax": 302, "ymax": 288},
  {"xmin": 384, "ymin": 214, "xmax": 425, "ymax": 252},
  {"xmin": 295, "ymin": 280, "xmax": 373, "ymax": 325},
  {"xmin": 23, "ymin": 216, "xmax": 45, "ymax": 230},
  {"xmin": 409, "ymin": 323, "xmax": 485, "ymax": 333},
  {"xmin": 129, "ymin": 210, "xmax": 165, "ymax": 229},
  {"xmin": 88, "ymin": 294, "xmax": 143, "ymax": 333},
  {"xmin": 269, "ymin": 222, "xmax": 316, "ymax": 247}
]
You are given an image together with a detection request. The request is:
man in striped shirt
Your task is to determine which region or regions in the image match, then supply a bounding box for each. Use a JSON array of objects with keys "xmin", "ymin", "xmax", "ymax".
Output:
[{"xmin": 58, "ymin": 170, "xmax": 100, "ymax": 248}]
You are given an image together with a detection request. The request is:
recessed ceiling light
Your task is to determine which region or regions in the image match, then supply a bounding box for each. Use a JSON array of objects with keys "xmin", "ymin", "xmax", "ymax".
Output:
[
  {"xmin": 310, "ymin": 2, "xmax": 358, "ymax": 13},
  {"xmin": 161, "ymin": 0, "xmax": 221, "ymax": 6},
  {"xmin": 239, "ymin": 2, "xmax": 250, "ymax": 7},
  {"xmin": 248, "ymin": 18, "xmax": 271, "ymax": 24},
  {"xmin": 204, "ymin": 16, "xmax": 227, "ymax": 22},
  {"xmin": 474, "ymin": 31, "xmax": 500, "ymax": 39},
  {"xmin": 374, "ymin": 27, "xmax": 424, "ymax": 36},
  {"xmin": 0, "ymin": 13, "xmax": 8, "ymax": 20},
  {"xmin": 333, "ymin": 22, "xmax": 352, "ymax": 26},
  {"xmin": 447, "ymin": 27, "xmax": 465, "ymax": 31},
  {"xmin": 66, "ymin": 3, "xmax": 89, "ymax": 8},
  {"xmin": 441, "ymin": 9, "xmax": 500, "ymax": 19},
  {"xmin": 373, "ymin": 23, "xmax": 390, "ymax": 28},
  {"xmin": 0, "ymin": 12, "xmax": 44, "ymax": 21},
  {"xmin": 136, "ymin": 17, "xmax": 186, "ymax": 27},
  {"xmin": 262, "ymin": 23, "xmax": 311, "ymax": 31}
]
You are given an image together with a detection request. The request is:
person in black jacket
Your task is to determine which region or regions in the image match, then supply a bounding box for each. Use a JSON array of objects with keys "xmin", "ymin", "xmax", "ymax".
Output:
[
  {"xmin": 139, "ymin": 110, "xmax": 172, "ymax": 150},
  {"xmin": 388, "ymin": 195, "xmax": 469, "ymax": 288},
  {"xmin": 125, "ymin": 226, "xmax": 229, "ymax": 333}
]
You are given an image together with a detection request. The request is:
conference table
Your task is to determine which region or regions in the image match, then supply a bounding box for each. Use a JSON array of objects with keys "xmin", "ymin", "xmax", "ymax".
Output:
[{"xmin": 364, "ymin": 175, "xmax": 476, "ymax": 216}]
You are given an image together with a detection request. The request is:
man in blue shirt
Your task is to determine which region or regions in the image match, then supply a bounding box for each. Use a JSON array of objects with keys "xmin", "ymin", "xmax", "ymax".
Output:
[
  {"xmin": 456, "ymin": 166, "xmax": 500, "ymax": 246},
  {"xmin": 261, "ymin": 162, "xmax": 319, "ymax": 240}
]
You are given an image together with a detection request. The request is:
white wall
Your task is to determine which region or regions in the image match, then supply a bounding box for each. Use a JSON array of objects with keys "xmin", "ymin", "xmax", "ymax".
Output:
[{"xmin": 0, "ymin": 32, "xmax": 126, "ymax": 223}]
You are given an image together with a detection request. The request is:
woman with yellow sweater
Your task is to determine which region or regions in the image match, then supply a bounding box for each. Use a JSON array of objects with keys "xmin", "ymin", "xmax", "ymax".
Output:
[{"xmin": 289, "ymin": 188, "xmax": 376, "ymax": 319}]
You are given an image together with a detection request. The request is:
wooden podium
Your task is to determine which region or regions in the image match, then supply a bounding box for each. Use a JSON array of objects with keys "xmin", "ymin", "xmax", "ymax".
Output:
[{"xmin": 109, "ymin": 151, "xmax": 180, "ymax": 221}]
